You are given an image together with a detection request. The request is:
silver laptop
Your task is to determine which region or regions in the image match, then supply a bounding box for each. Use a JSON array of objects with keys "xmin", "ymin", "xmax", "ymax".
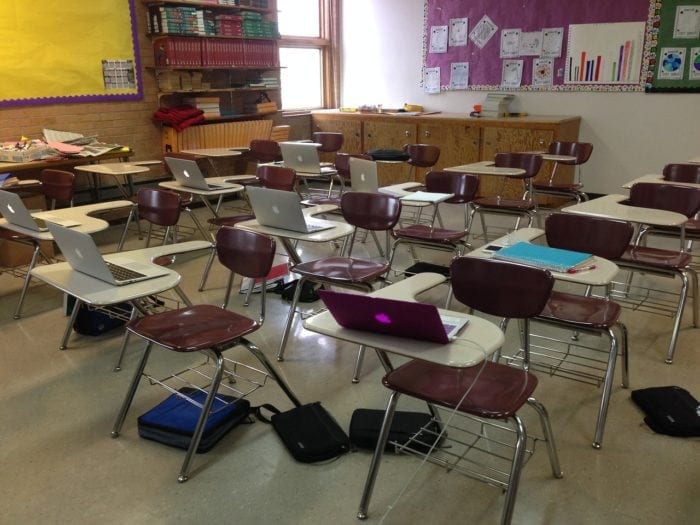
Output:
[
  {"xmin": 0, "ymin": 190, "xmax": 80, "ymax": 232},
  {"xmin": 246, "ymin": 186, "xmax": 335, "ymax": 233},
  {"xmin": 47, "ymin": 222, "xmax": 170, "ymax": 286},
  {"xmin": 279, "ymin": 142, "xmax": 336, "ymax": 175},
  {"xmin": 164, "ymin": 157, "xmax": 236, "ymax": 191},
  {"xmin": 349, "ymin": 157, "xmax": 379, "ymax": 193}
]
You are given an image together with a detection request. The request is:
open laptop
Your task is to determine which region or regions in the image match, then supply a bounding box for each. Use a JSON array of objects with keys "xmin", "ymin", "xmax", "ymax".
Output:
[
  {"xmin": 164, "ymin": 157, "xmax": 236, "ymax": 191},
  {"xmin": 349, "ymin": 157, "xmax": 379, "ymax": 193},
  {"xmin": 279, "ymin": 142, "xmax": 336, "ymax": 175},
  {"xmin": 319, "ymin": 289, "xmax": 469, "ymax": 344},
  {"xmin": 0, "ymin": 189, "xmax": 80, "ymax": 232},
  {"xmin": 246, "ymin": 186, "xmax": 335, "ymax": 233},
  {"xmin": 47, "ymin": 222, "xmax": 170, "ymax": 286}
]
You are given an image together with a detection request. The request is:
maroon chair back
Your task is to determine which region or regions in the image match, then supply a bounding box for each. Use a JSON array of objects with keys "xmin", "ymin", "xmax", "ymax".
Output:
[
  {"xmin": 494, "ymin": 152, "xmax": 543, "ymax": 180},
  {"xmin": 335, "ymin": 152, "xmax": 372, "ymax": 180},
  {"xmin": 662, "ymin": 163, "xmax": 700, "ymax": 184},
  {"xmin": 340, "ymin": 192, "xmax": 401, "ymax": 231},
  {"xmin": 137, "ymin": 188, "xmax": 181, "ymax": 227},
  {"xmin": 451, "ymin": 257, "xmax": 553, "ymax": 319},
  {"xmin": 545, "ymin": 213, "xmax": 634, "ymax": 260},
  {"xmin": 403, "ymin": 144, "xmax": 441, "ymax": 168},
  {"xmin": 425, "ymin": 171, "xmax": 479, "ymax": 204},
  {"xmin": 312, "ymin": 132, "xmax": 345, "ymax": 153},
  {"xmin": 249, "ymin": 139, "xmax": 282, "ymax": 163},
  {"xmin": 41, "ymin": 169, "xmax": 75, "ymax": 204},
  {"xmin": 256, "ymin": 165, "xmax": 296, "ymax": 191},
  {"xmin": 547, "ymin": 141, "xmax": 593, "ymax": 165},
  {"xmin": 629, "ymin": 182, "xmax": 700, "ymax": 218},
  {"xmin": 216, "ymin": 226, "xmax": 276, "ymax": 279}
]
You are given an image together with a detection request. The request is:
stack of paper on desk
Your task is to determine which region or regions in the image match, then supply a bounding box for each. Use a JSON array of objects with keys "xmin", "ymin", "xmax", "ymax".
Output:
[
  {"xmin": 493, "ymin": 242, "xmax": 592, "ymax": 272},
  {"xmin": 399, "ymin": 191, "xmax": 453, "ymax": 203}
]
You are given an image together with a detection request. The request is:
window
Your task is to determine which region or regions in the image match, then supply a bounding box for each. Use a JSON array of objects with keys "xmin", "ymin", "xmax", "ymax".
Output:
[{"xmin": 277, "ymin": 0, "xmax": 340, "ymax": 110}]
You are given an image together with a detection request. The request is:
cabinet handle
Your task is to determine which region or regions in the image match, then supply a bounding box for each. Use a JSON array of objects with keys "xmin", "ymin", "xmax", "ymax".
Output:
[
  {"xmin": 405, "ymin": 130, "xmax": 410, "ymax": 137},
  {"xmin": 424, "ymin": 130, "xmax": 431, "ymax": 137},
  {"xmin": 538, "ymin": 139, "xmax": 545, "ymax": 145}
]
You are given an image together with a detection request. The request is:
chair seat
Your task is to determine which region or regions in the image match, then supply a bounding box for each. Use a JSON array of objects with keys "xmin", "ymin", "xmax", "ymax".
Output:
[
  {"xmin": 127, "ymin": 304, "xmax": 259, "ymax": 352},
  {"xmin": 383, "ymin": 360, "xmax": 538, "ymax": 419},
  {"xmin": 472, "ymin": 196, "xmax": 536, "ymax": 210},
  {"xmin": 293, "ymin": 257, "xmax": 390, "ymax": 283},
  {"xmin": 619, "ymin": 245, "xmax": 692, "ymax": 270},
  {"xmin": 539, "ymin": 291, "xmax": 621, "ymax": 329},
  {"xmin": 394, "ymin": 224, "xmax": 467, "ymax": 243},
  {"xmin": 207, "ymin": 214, "xmax": 255, "ymax": 227}
]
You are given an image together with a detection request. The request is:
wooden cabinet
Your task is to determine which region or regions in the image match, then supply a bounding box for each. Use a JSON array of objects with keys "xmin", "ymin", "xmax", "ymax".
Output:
[{"xmin": 310, "ymin": 111, "xmax": 581, "ymax": 194}]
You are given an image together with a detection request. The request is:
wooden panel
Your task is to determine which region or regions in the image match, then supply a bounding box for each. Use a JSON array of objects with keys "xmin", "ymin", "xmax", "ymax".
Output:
[
  {"xmin": 313, "ymin": 117, "xmax": 362, "ymax": 154},
  {"xmin": 162, "ymin": 120, "xmax": 273, "ymax": 153},
  {"xmin": 417, "ymin": 122, "xmax": 480, "ymax": 183}
]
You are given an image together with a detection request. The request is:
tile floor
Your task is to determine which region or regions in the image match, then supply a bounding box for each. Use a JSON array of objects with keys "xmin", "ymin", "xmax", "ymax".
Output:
[{"xmin": 0, "ymin": 199, "xmax": 698, "ymax": 525}]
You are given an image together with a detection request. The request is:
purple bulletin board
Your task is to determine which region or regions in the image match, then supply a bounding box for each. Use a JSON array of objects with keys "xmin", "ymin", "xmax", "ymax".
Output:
[{"xmin": 423, "ymin": 0, "xmax": 655, "ymax": 92}]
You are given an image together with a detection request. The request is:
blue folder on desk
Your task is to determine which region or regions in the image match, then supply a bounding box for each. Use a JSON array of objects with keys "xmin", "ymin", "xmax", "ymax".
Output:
[{"xmin": 493, "ymin": 242, "xmax": 592, "ymax": 272}]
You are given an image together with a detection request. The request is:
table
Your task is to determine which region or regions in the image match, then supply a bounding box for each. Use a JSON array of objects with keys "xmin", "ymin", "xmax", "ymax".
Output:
[
  {"xmin": 622, "ymin": 173, "xmax": 700, "ymax": 189},
  {"xmin": 158, "ymin": 177, "xmax": 245, "ymax": 240},
  {"xmin": 688, "ymin": 155, "xmax": 700, "ymax": 164},
  {"xmin": 0, "ymin": 200, "xmax": 135, "ymax": 319},
  {"xmin": 444, "ymin": 161, "xmax": 526, "ymax": 177},
  {"xmin": 235, "ymin": 204, "xmax": 353, "ymax": 264},
  {"xmin": 0, "ymin": 149, "xmax": 133, "ymax": 177},
  {"xmin": 180, "ymin": 148, "xmax": 244, "ymax": 157},
  {"xmin": 75, "ymin": 162, "xmax": 151, "ymax": 200},
  {"xmin": 30, "ymin": 240, "xmax": 209, "ymax": 350},
  {"xmin": 303, "ymin": 272, "xmax": 505, "ymax": 369},
  {"xmin": 562, "ymin": 194, "xmax": 688, "ymax": 227}
]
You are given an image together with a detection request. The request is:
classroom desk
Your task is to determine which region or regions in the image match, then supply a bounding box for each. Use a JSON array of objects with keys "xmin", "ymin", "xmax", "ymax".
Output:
[
  {"xmin": 688, "ymin": 155, "xmax": 700, "ymax": 164},
  {"xmin": 74, "ymin": 162, "xmax": 151, "ymax": 200},
  {"xmin": 235, "ymin": 204, "xmax": 353, "ymax": 264},
  {"xmin": 0, "ymin": 200, "xmax": 134, "ymax": 319},
  {"xmin": 303, "ymin": 272, "xmax": 505, "ymax": 369},
  {"xmin": 621, "ymin": 174, "xmax": 700, "ymax": 189},
  {"xmin": 180, "ymin": 148, "xmax": 245, "ymax": 157},
  {"xmin": 0, "ymin": 149, "xmax": 133, "ymax": 176},
  {"xmin": 30, "ymin": 241, "xmax": 209, "ymax": 350},
  {"xmin": 468, "ymin": 227, "xmax": 620, "ymax": 287},
  {"xmin": 158, "ymin": 177, "xmax": 245, "ymax": 240},
  {"xmin": 444, "ymin": 160, "xmax": 526, "ymax": 177}
]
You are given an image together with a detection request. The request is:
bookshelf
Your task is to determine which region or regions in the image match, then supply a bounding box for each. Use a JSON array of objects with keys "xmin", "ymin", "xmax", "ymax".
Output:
[{"xmin": 142, "ymin": 0, "xmax": 281, "ymax": 121}]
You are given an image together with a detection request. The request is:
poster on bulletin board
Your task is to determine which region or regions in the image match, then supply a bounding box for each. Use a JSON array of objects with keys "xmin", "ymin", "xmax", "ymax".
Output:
[
  {"xmin": 422, "ymin": 0, "xmax": 700, "ymax": 92},
  {"xmin": 0, "ymin": 0, "xmax": 142, "ymax": 107}
]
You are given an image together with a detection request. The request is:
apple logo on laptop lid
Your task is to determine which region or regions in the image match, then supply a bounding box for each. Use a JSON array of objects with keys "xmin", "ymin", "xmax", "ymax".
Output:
[
  {"xmin": 374, "ymin": 312, "xmax": 392, "ymax": 325},
  {"xmin": 297, "ymin": 155, "xmax": 304, "ymax": 162},
  {"xmin": 6, "ymin": 204, "xmax": 15, "ymax": 214},
  {"xmin": 183, "ymin": 169, "xmax": 191, "ymax": 178},
  {"xmin": 272, "ymin": 205, "xmax": 280, "ymax": 214},
  {"xmin": 75, "ymin": 249, "xmax": 84, "ymax": 259}
]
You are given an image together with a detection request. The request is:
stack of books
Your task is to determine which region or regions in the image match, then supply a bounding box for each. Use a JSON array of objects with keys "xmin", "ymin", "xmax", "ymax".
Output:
[
  {"xmin": 216, "ymin": 14, "xmax": 243, "ymax": 36},
  {"xmin": 184, "ymin": 96, "xmax": 221, "ymax": 119},
  {"xmin": 493, "ymin": 242, "xmax": 593, "ymax": 273}
]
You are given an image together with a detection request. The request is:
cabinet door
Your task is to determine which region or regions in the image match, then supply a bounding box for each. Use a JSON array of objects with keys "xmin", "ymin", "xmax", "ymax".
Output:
[
  {"xmin": 417, "ymin": 122, "xmax": 480, "ymax": 183},
  {"xmin": 480, "ymin": 127, "xmax": 553, "ymax": 199},
  {"xmin": 363, "ymin": 121, "xmax": 417, "ymax": 186},
  {"xmin": 313, "ymin": 118, "xmax": 362, "ymax": 155}
]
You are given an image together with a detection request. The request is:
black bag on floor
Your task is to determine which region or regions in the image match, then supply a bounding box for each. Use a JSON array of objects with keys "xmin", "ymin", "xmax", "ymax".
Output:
[
  {"xmin": 631, "ymin": 386, "xmax": 700, "ymax": 437},
  {"xmin": 256, "ymin": 402, "xmax": 350, "ymax": 463},
  {"xmin": 367, "ymin": 148, "xmax": 410, "ymax": 162},
  {"xmin": 349, "ymin": 409, "xmax": 443, "ymax": 453},
  {"xmin": 138, "ymin": 388, "xmax": 253, "ymax": 453},
  {"xmin": 72, "ymin": 301, "xmax": 129, "ymax": 336}
]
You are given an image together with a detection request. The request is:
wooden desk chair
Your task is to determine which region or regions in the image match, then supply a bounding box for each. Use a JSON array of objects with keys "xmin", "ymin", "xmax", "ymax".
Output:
[
  {"xmin": 276, "ymin": 192, "xmax": 402, "ymax": 363},
  {"xmin": 469, "ymin": 152, "xmax": 543, "ymax": 241},
  {"xmin": 357, "ymin": 256, "xmax": 561, "ymax": 525},
  {"xmin": 651, "ymin": 163, "xmax": 700, "ymax": 253},
  {"xmin": 41, "ymin": 169, "xmax": 75, "ymax": 209},
  {"xmin": 616, "ymin": 183, "xmax": 700, "ymax": 363},
  {"xmin": 111, "ymin": 227, "xmax": 301, "ymax": 483},
  {"xmin": 533, "ymin": 212, "xmax": 633, "ymax": 448},
  {"xmin": 533, "ymin": 141, "xmax": 593, "ymax": 205}
]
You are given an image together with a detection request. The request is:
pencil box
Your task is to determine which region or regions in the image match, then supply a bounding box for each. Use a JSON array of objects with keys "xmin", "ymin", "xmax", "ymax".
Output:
[
  {"xmin": 138, "ymin": 388, "xmax": 252, "ymax": 453},
  {"xmin": 349, "ymin": 409, "xmax": 442, "ymax": 454}
]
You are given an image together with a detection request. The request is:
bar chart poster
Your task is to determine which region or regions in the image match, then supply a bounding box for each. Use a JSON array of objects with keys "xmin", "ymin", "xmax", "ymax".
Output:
[{"xmin": 565, "ymin": 22, "xmax": 646, "ymax": 84}]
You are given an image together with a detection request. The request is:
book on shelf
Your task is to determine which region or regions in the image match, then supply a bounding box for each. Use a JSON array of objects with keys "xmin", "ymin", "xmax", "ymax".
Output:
[{"xmin": 493, "ymin": 241, "xmax": 593, "ymax": 272}]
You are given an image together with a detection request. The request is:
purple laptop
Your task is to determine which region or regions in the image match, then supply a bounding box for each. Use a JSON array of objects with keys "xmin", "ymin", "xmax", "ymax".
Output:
[{"xmin": 319, "ymin": 289, "xmax": 468, "ymax": 344}]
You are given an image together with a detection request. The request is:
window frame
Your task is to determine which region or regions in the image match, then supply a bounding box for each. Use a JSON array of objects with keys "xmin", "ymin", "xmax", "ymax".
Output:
[{"xmin": 277, "ymin": 0, "xmax": 340, "ymax": 110}]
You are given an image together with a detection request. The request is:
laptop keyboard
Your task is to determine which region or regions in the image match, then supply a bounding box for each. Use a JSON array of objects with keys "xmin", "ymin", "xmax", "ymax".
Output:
[{"xmin": 106, "ymin": 262, "xmax": 146, "ymax": 282}]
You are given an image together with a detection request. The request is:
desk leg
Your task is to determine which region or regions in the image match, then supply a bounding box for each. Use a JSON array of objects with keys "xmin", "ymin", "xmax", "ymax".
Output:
[
  {"xmin": 186, "ymin": 200, "xmax": 215, "ymax": 241},
  {"xmin": 60, "ymin": 297, "xmax": 83, "ymax": 350},
  {"xmin": 13, "ymin": 243, "xmax": 42, "ymax": 319},
  {"xmin": 279, "ymin": 237, "xmax": 301, "ymax": 265},
  {"xmin": 173, "ymin": 285, "xmax": 194, "ymax": 307}
]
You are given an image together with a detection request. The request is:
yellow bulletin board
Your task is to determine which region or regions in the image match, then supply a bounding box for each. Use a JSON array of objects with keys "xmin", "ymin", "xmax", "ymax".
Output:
[{"xmin": 0, "ymin": 0, "xmax": 142, "ymax": 107}]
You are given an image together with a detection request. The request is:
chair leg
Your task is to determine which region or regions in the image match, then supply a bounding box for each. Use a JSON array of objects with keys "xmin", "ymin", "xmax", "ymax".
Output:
[
  {"xmin": 243, "ymin": 338, "xmax": 302, "ymax": 407},
  {"xmin": 13, "ymin": 243, "xmax": 42, "ymax": 319},
  {"xmin": 277, "ymin": 276, "xmax": 306, "ymax": 361},
  {"xmin": 113, "ymin": 307, "xmax": 139, "ymax": 371},
  {"xmin": 592, "ymin": 328, "xmax": 619, "ymax": 449},
  {"xmin": 198, "ymin": 246, "xmax": 217, "ymax": 292},
  {"xmin": 527, "ymin": 397, "xmax": 563, "ymax": 479},
  {"xmin": 222, "ymin": 271, "xmax": 236, "ymax": 309},
  {"xmin": 243, "ymin": 278, "xmax": 255, "ymax": 307},
  {"xmin": 357, "ymin": 391, "xmax": 400, "ymax": 520},
  {"xmin": 618, "ymin": 322, "xmax": 630, "ymax": 389},
  {"xmin": 352, "ymin": 345, "xmax": 366, "ymax": 383},
  {"xmin": 500, "ymin": 415, "xmax": 528, "ymax": 525},
  {"xmin": 111, "ymin": 341, "xmax": 153, "ymax": 438},
  {"xmin": 60, "ymin": 297, "xmax": 83, "ymax": 350},
  {"xmin": 665, "ymin": 270, "xmax": 690, "ymax": 364}
]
